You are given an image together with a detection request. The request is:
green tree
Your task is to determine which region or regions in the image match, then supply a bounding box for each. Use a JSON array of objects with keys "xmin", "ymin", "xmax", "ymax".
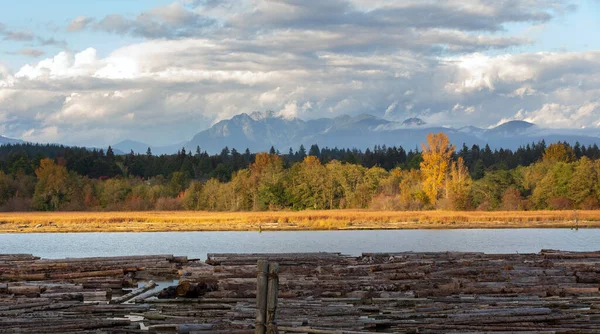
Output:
[
  {"xmin": 198, "ymin": 179, "xmax": 221, "ymax": 211},
  {"xmin": 568, "ymin": 157, "xmax": 597, "ymax": 206},
  {"xmin": 324, "ymin": 161, "xmax": 344, "ymax": 209},
  {"xmin": 182, "ymin": 181, "xmax": 202, "ymax": 210},
  {"xmin": 0, "ymin": 171, "xmax": 14, "ymax": 205},
  {"xmin": 329, "ymin": 163, "xmax": 366, "ymax": 208},
  {"xmin": 447, "ymin": 157, "xmax": 473, "ymax": 210},
  {"xmin": 287, "ymin": 156, "xmax": 327, "ymax": 209},
  {"xmin": 471, "ymin": 170, "xmax": 515, "ymax": 209},
  {"xmin": 531, "ymin": 162, "xmax": 574, "ymax": 209},
  {"xmin": 32, "ymin": 159, "xmax": 69, "ymax": 210},
  {"xmin": 229, "ymin": 169, "xmax": 253, "ymax": 211},
  {"xmin": 98, "ymin": 178, "xmax": 131, "ymax": 209},
  {"xmin": 397, "ymin": 169, "xmax": 428, "ymax": 210},
  {"xmin": 250, "ymin": 153, "xmax": 285, "ymax": 210},
  {"xmin": 169, "ymin": 171, "xmax": 189, "ymax": 196}
]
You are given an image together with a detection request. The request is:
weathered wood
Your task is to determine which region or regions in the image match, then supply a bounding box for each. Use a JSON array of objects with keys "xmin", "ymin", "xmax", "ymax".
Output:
[
  {"xmin": 7, "ymin": 285, "xmax": 45, "ymax": 295},
  {"xmin": 267, "ymin": 262, "xmax": 280, "ymax": 334},
  {"xmin": 278, "ymin": 327, "xmax": 367, "ymax": 334},
  {"xmin": 110, "ymin": 280, "xmax": 156, "ymax": 304},
  {"xmin": 256, "ymin": 259, "xmax": 269, "ymax": 334},
  {"xmin": 2, "ymin": 250, "xmax": 600, "ymax": 332}
]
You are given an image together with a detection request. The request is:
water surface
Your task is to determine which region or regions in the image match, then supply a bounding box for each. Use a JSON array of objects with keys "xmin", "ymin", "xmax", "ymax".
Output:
[{"xmin": 1, "ymin": 229, "xmax": 598, "ymax": 260}]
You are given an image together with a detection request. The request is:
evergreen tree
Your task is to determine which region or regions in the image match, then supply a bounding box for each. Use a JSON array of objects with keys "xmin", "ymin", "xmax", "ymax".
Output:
[
  {"xmin": 106, "ymin": 146, "xmax": 115, "ymax": 161},
  {"xmin": 298, "ymin": 145, "xmax": 307, "ymax": 159},
  {"xmin": 309, "ymin": 144, "xmax": 321, "ymax": 158}
]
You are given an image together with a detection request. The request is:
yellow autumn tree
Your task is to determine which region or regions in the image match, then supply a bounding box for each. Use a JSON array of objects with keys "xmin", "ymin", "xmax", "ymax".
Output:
[
  {"xmin": 287, "ymin": 156, "xmax": 327, "ymax": 209},
  {"xmin": 249, "ymin": 153, "xmax": 284, "ymax": 210},
  {"xmin": 420, "ymin": 132, "xmax": 455, "ymax": 206},
  {"xmin": 543, "ymin": 143, "xmax": 575, "ymax": 163}
]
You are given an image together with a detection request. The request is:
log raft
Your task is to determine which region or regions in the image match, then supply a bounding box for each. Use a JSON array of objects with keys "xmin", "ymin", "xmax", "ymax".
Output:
[{"xmin": 0, "ymin": 250, "xmax": 599, "ymax": 333}]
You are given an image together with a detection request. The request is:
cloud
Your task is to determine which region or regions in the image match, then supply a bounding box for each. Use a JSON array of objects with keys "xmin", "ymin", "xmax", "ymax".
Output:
[
  {"xmin": 67, "ymin": 0, "xmax": 568, "ymax": 53},
  {"xmin": 0, "ymin": 23, "xmax": 67, "ymax": 48},
  {"xmin": 2, "ymin": 30, "xmax": 34, "ymax": 41},
  {"xmin": 90, "ymin": 2, "xmax": 216, "ymax": 39},
  {"xmin": 0, "ymin": 64, "xmax": 15, "ymax": 88},
  {"xmin": 7, "ymin": 48, "xmax": 46, "ymax": 58},
  {"xmin": 67, "ymin": 16, "xmax": 93, "ymax": 32},
  {"xmin": 8, "ymin": 41, "xmax": 599, "ymax": 144},
  {"xmin": 37, "ymin": 37, "xmax": 67, "ymax": 48},
  {"xmin": 1, "ymin": 0, "xmax": 598, "ymax": 146},
  {"xmin": 236, "ymin": 0, "xmax": 560, "ymax": 32},
  {"xmin": 510, "ymin": 103, "xmax": 600, "ymax": 128},
  {"xmin": 15, "ymin": 48, "xmax": 99, "ymax": 80},
  {"xmin": 277, "ymin": 101, "xmax": 300, "ymax": 119}
]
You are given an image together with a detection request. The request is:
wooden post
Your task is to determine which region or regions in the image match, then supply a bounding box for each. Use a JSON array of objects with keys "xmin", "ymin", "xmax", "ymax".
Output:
[
  {"xmin": 255, "ymin": 260, "xmax": 269, "ymax": 334},
  {"xmin": 266, "ymin": 262, "xmax": 279, "ymax": 334}
]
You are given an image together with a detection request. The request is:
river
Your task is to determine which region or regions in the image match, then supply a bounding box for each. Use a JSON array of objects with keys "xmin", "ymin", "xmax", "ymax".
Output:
[{"xmin": 1, "ymin": 229, "xmax": 599, "ymax": 260}]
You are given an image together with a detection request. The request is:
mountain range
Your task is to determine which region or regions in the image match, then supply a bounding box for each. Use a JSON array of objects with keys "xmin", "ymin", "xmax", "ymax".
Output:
[
  {"xmin": 112, "ymin": 112, "xmax": 600, "ymax": 155},
  {"xmin": 2, "ymin": 112, "xmax": 600, "ymax": 154},
  {"xmin": 0, "ymin": 135, "xmax": 23, "ymax": 145}
]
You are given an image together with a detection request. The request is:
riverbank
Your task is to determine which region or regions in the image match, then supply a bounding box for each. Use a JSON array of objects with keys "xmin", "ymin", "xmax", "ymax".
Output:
[{"xmin": 0, "ymin": 210, "xmax": 598, "ymax": 233}]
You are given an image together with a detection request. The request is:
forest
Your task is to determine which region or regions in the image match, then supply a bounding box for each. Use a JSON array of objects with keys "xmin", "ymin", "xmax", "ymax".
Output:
[{"xmin": 1, "ymin": 134, "xmax": 600, "ymax": 212}]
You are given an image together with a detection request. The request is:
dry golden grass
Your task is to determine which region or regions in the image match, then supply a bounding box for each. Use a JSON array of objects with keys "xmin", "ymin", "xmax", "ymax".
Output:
[{"xmin": 0, "ymin": 210, "xmax": 599, "ymax": 233}]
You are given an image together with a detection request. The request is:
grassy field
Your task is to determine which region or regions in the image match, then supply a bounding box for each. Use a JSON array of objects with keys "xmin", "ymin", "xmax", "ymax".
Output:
[{"xmin": 0, "ymin": 210, "xmax": 599, "ymax": 233}]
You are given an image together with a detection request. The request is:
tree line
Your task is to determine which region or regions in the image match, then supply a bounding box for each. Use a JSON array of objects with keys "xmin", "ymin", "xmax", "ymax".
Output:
[{"xmin": 1, "ymin": 136, "xmax": 600, "ymax": 211}]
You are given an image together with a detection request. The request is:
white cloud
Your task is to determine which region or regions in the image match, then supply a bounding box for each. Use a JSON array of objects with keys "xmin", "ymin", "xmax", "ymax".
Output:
[
  {"xmin": 1, "ymin": 0, "xmax": 598, "ymax": 145},
  {"xmin": 15, "ymin": 49, "xmax": 100, "ymax": 79},
  {"xmin": 277, "ymin": 101, "xmax": 299, "ymax": 119},
  {"xmin": 21, "ymin": 126, "xmax": 59, "ymax": 143},
  {"xmin": 513, "ymin": 103, "xmax": 600, "ymax": 128}
]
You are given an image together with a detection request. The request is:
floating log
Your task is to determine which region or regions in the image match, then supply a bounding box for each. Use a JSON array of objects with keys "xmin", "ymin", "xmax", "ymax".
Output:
[
  {"xmin": 1, "ymin": 250, "xmax": 600, "ymax": 333},
  {"xmin": 110, "ymin": 280, "xmax": 156, "ymax": 304}
]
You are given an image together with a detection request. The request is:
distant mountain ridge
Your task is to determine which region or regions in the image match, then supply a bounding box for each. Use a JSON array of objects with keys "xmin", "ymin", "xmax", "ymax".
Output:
[
  {"xmin": 114, "ymin": 113, "xmax": 600, "ymax": 154},
  {"xmin": 3, "ymin": 113, "xmax": 599, "ymax": 155},
  {"xmin": 0, "ymin": 135, "xmax": 24, "ymax": 145}
]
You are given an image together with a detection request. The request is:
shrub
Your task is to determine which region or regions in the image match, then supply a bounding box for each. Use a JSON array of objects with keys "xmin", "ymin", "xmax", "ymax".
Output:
[
  {"xmin": 155, "ymin": 197, "xmax": 183, "ymax": 211},
  {"xmin": 548, "ymin": 196, "xmax": 574, "ymax": 210},
  {"xmin": 369, "ymin": 194, "xmax": 401, "ymax": 210},
  {"xmin": 476, "ymin": 200, "xmax": 492, "ymax": 211},
  {"xmin": 501, "ymin": 187, "xmax": 523, "ymax": 211},
  {"xmin": 0, "ymin": 197, "xmax": 32, "ymax": 212},
  {"xmin": 580, "ymin": 196, "xmax": 599, "ymax": 210},
  {"xmin": 123, "ymin": 196, "xmax": 153, "ymax": 211}
]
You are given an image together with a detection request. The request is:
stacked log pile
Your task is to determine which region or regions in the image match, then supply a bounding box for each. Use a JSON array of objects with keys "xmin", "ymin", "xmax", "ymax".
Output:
[
  {"xmin": 0, "ymin": 254, "xmax": 188, "ymax": 333},
  {"xmin": 1, "ymin": 251, "xmax": 599, "ymax": 333},
  {"xmin": 155, "ymin": 250, "xmax": 600, "ymax": 332}
]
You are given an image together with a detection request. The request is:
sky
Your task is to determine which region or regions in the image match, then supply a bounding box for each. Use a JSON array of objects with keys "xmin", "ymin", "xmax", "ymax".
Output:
[{"xmin": 0, "ymin": 0, "xmax": 600, "ymax": 147}]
